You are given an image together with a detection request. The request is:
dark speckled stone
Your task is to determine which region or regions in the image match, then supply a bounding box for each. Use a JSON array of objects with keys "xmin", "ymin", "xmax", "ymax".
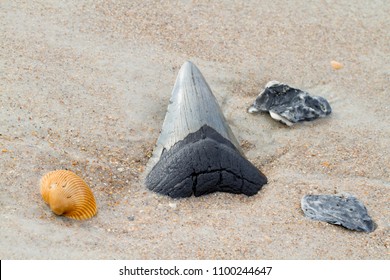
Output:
[
  {"xmin": 301, "ymin": 193, "xmax": 375, "ymax": 232},
  {"xmin": 248, "ymin": 81, "xmax": 332, "ymax": 126}
]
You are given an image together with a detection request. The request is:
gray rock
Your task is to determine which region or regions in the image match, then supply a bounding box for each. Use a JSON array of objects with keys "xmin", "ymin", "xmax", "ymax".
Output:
[
  {"xmin": 301, "ymin": 193, "xmax": 375, "ymax": 232},
  {"xmin": 145, "ymin": 61, "xmax": 267, "ymax": 198},
  {"xmin": 248, "ymin": 81, "xmax": 332, "ymax": 126}
]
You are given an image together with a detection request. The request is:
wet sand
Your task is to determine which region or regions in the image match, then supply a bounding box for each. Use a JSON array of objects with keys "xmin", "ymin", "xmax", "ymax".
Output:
[{"xmin": 0, "ymin": 0, "xmax": 389, "ymax": 259}]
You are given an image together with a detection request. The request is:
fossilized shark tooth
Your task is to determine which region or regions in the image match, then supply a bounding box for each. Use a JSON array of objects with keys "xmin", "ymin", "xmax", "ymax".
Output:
[
  {"xmin": 248, "ymin": 81, "xmax": 332, "ymax": 126},
  {"xmin": 145, "ymin": 61, "xmax": 267, "ymax": 198}
]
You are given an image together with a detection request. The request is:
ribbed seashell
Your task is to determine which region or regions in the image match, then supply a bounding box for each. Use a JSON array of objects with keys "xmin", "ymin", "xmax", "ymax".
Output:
[{"xmin": 40, "ymin": 170, "xmax": 97, "ymax": 220}]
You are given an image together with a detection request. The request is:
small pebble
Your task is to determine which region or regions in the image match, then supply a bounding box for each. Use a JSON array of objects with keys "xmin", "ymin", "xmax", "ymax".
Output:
[
  {"xmin": 168, "ymin": 202, "xmax": 177, "ymax": 209},
  {"xmin": 331, "ymin": 60, "xmax": 343, "ymax": 70}
]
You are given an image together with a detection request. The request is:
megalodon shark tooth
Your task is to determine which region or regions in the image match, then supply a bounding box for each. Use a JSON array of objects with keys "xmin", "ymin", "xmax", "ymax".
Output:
[{"xmin": 145, "ymin": 61, "xmax": 267, "ymax": 198}]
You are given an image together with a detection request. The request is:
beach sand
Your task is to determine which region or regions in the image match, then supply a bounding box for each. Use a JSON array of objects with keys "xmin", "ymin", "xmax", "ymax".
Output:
[{"xmin": 0, "ymin": 0, "xmax": 389, "ymax": 259}]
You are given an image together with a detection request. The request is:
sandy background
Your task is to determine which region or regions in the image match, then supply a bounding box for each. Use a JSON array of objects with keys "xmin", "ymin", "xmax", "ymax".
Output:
[{"xmin": 1, "ymin": 0, "xmax": 389, "ymax": 259}]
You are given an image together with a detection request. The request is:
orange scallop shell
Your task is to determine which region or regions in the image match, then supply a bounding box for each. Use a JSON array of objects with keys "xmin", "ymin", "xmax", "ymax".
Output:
[{"xmin": 40, "ymin": 170, "xmax": 97, "ymax": 220}]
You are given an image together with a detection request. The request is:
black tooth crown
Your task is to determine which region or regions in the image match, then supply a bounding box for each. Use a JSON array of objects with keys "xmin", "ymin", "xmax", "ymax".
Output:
[{"xmin": 146, "ymin": 125, "xmax": 267, "ymax": 198}]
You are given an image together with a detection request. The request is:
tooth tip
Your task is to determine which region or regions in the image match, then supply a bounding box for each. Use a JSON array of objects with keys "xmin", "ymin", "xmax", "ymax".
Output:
[
  {"xmin": 177, "ymin": 61, "xmax": 196, "ymax": 76},
  {"xmin": 182, "ymin": 60, "xmax": 194, "ymax": 67}
]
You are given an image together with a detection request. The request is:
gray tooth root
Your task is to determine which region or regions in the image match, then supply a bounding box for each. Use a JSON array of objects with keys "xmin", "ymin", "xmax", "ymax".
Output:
[
  {"xmin": 148, "ymin": 60, "xmax": 242, "ymax": 168},
  {"xmin": 145, "ymin": 61, "xmax": 267, "ymax": 198},
  {"xmin": 301, "ymin": 194, "xmax": 375, "ymax": 232}
]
